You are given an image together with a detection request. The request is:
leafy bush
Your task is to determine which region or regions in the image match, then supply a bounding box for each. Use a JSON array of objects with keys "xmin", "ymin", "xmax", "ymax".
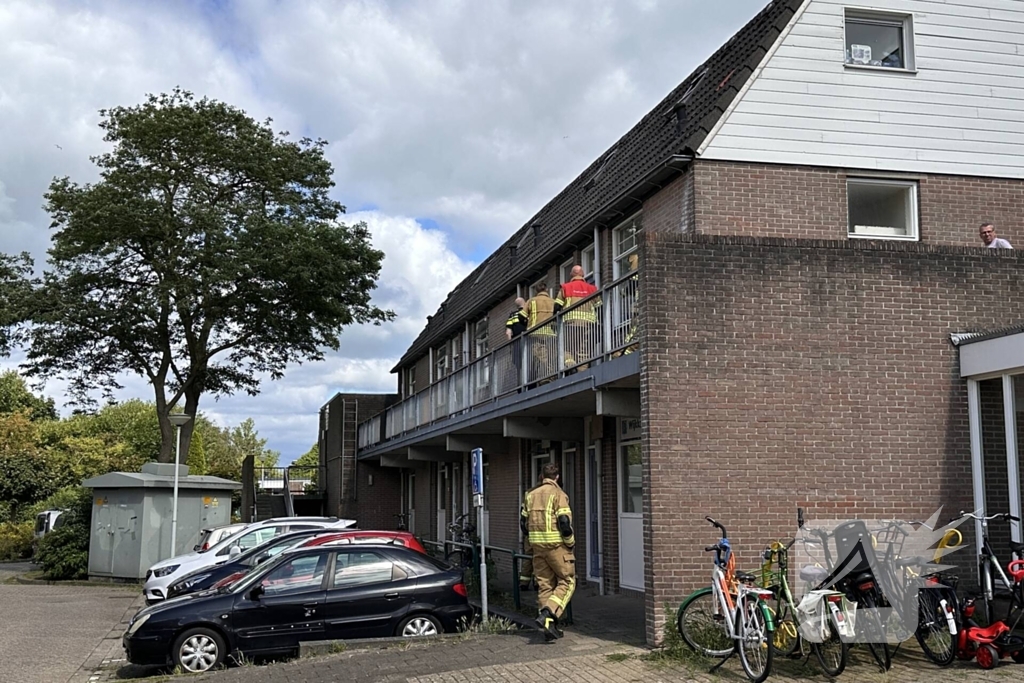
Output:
[
  {"xmin": 0, "ymin": 521, "xmax": 34, "ymax": 561},
  {"xmin": 37, "ymin": 487, "xmax": 92, "ymax": 580},
  {"xmin": 19, "ymin": 487, "xmax": 85, "ymax": 523}
]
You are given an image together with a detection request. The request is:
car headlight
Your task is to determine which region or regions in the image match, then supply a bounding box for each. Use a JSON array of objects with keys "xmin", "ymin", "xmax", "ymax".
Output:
[
  {"xmin": 181, "ymin": 573, "xmax": 212, "ymax": 589},
  {"xmin": 151, "ymin": 565, "xmax": 180, "ymax": 578},
  {"xmin": 127, "ymin": 614, "xmax": 151, "ymax": 636}
]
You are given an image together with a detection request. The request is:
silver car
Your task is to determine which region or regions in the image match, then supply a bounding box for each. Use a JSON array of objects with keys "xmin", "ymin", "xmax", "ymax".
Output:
[{"xmin": 193, "ymin": 523, "xmax": 248, "ymax": 552}]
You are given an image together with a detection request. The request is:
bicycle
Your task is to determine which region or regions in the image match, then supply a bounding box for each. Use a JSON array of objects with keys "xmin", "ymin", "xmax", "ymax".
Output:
[
  {"xmin": 445, "ymin": 512, "xmax": 478, "ymax": 569},
  {"xmin": 394, "ymin": 513, "xmax": 409, "ymax": 531},
  {"xmin": 950, "ymin": 510, "xmax": 1024, "ymax": 668},
  {"xmin": 677, "ymin": 517, "xmax": 775, "ymax": 683},
  {"xmin": 760, "ymin": 535, "xmax": 851, "ymax": 677}
]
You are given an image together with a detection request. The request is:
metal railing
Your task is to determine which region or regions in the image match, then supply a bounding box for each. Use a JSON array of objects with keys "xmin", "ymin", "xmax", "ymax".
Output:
[
  {"xmin": 253, "ymin": 466, "xmax": 324, "ymax": 495},
  {"xmin": 358, "ymin": 272, "xmax": 639, "ymax": 449}
]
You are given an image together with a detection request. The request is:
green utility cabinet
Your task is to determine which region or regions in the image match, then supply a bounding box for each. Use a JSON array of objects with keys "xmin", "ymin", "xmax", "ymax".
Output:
[{"xmin": 83, "ymin": 463, "xmax": 240, "ymax": 580}]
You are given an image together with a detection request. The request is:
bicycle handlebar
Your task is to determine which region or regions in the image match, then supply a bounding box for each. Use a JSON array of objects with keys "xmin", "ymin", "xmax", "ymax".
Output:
[
  {"xmin": 957, "ymin": 510, "xmax": 1022, "ymax": 523},
  {"xmin": 704, "ymin": 545, "xmax": 719, "ymax": 553},
  {"xmin": 705, "ymin": 516, "xmax": 727, "ymax": 539}
]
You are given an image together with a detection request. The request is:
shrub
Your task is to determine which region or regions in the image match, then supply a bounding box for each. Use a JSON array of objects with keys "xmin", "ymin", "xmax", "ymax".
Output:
[
  {"xmin": 37, "ymin": 487, "xmax": 92, "ymax": 580},
  {"xmin": 0, "ymin": 521, "xmax": 34, "ymax": 561}
]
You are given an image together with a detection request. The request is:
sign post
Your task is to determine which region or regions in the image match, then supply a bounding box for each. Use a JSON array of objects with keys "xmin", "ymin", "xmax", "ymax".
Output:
[{"xmin": 471, "ymin": 448, "xmax": 487, "ymax": 623}]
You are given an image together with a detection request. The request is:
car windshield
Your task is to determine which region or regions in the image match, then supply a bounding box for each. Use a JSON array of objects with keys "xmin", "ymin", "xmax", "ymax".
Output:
[{"xmin": 239, "ymin": 534, "xmax": 316, "ymax": 567}]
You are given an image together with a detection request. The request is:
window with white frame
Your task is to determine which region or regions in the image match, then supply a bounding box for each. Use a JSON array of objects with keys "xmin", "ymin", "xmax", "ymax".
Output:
[
  {"xmin": 403, "ymin": 366, "xmax": 416, "ymax": 398},
  {"xmin": 612, "ymin": 215, "xmax": 640, "ymax": 279},
  {"xmin": 474, "ymin": 318, "xmax": 489, "ymax": 359},
  {"xmin": 847, "ymin": 178, "xmax": 919, "ymax": 240},
  {"xmin": 844, "ymin": 9, "xmax": 915, "ymax": 70},
  {"xmin": 529, "ymin": 276, "xmax": 551, "ymax": 299},
  {"xmin": 433, "ymin": 342, "xmax": 448, "ymax": 381},
  {"xmin": 581, "ymin": 243, "xmax": 596, "ymax": 284},
  {"xmin": 560, "ymin": 257, "xmax": 574, "ymax": 286}
]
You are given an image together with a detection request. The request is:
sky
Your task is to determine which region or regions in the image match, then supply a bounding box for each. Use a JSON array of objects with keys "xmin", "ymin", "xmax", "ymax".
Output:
[{"xmin": 0, "ymin": 0, "xmax": 769, "ymax": 462}]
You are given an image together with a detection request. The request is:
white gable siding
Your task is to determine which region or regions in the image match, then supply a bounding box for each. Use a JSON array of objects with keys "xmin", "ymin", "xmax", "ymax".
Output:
[{"xmin": 700, "ymin": 0, "xmax": 1024, "ymax": 179}]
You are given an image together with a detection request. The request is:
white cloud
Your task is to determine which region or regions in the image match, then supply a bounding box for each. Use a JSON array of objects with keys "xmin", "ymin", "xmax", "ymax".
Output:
[{"xmin": 1, "ymin": 0, "xmax": 770, "ymax": 460}]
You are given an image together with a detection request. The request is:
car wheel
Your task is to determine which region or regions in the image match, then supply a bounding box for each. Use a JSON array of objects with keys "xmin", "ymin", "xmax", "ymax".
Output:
[
  {"xmin": 398, "ymin": 614, "xmax": 442, "ymax": 637},
  {"xmin": 173, "ymin": 627, "xmax": 226, "ymax": 673}
]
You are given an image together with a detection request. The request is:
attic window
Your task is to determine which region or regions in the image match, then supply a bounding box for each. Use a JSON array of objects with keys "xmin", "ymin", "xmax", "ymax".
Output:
[
  {"xmin": 473, "ymin": 262, "xmax": 490, "ymax": 285},
  {"xmin": 844, "ymin": 9, "xmax": 915, "ymax": 71},
  {"xmin": 508, "ymin": 245, "xmax": 518, "ymax": 267}
]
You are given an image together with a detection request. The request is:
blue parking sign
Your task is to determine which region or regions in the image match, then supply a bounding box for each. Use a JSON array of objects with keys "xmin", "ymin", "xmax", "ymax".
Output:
[{"xmin": 471, "ymin": 448, "xmax": 484, "ymax": 497}]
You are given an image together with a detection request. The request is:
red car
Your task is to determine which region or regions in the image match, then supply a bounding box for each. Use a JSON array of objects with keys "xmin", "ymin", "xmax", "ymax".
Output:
[
  {"xmin": 209, "ymin": 531, "xmax": 426, "ymax": 590},
  {"xmin": 300, "ymin": 530, "xmax": 426, "ymax": 554}
]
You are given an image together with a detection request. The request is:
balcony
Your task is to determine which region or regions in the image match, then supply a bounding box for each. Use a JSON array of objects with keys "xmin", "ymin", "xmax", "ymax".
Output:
[{"xmin": 358, "ymin": 273, "xmax": 639, "ymax": 450}]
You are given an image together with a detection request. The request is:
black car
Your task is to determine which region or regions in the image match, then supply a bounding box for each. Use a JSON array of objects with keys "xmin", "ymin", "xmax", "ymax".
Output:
[
  {"xmin": 124, "ymin": 544, "xmax": 472, "ymax": 673},
  {"xmin": 166, "ymin": 529, "xmax": 336, "ymax": 599}
]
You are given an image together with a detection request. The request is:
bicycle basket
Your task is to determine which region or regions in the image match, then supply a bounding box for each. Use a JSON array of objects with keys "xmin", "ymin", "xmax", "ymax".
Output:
[{"xmin": 797, "ymin": 590, "xmax": 857, "ymax": 643}]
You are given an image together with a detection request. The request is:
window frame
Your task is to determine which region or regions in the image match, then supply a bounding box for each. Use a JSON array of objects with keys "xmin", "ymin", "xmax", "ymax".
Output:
[
  {"xmin": 844, "ymin": 8, "xmax": 916, "ymax": 73},
  {"xmin": 581, "ymin": 243, "xmax": 596, "ymax": 284},
  {"xmin": 259, "ymin": 551, "xmax": 330, "ymax": 596},
  {"xmin": 529, "ymin": 275, "xmax": 550, "ymax": 299},
  {"xmin": 846, "ymin": 177, "xmax": 920, "ymax": 242},
  {"xmin": 330, "ymin": 549, "xmax": 395, "ymax": 590},
  {"xmin": 403, "ymin": 366, "xmax": 416, "ymax": 398},
  {"xmin": 612, "ymin": 214, "xmax": 640, "ymax": 280},
  {"xmin": 473, "ymin": 318, "xmax": 489, "ymax": 359}
]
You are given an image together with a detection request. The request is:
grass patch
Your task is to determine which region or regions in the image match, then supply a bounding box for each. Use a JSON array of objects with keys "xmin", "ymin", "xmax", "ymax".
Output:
[
  {"xmin": 605, "ymin": 652, "xmax": 633, "ymax": 663},
  {"xmin": 639, "ymin": 603, "xmax": 720, "ymax": 670}
]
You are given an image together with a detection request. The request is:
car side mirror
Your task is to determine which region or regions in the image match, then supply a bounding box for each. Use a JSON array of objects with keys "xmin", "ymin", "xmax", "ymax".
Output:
[
  {"xmin": 229, "ymin": 545, "xmax": 241, "ymax": 557},
  {"xmin": 249, "ymin": 585, "xmax": 264, "ymax": 601}
]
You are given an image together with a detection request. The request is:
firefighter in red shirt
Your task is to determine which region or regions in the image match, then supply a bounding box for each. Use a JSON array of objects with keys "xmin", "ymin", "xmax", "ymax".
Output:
[{"xmin": 554, "ymin": 265, "xmax": 598, "ymax": 370}]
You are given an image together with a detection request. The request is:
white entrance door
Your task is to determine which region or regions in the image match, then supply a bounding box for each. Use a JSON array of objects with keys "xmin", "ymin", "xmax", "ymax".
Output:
[
  {"xmin": 618, "ymin": 419, "xmax": 644, "ymax": 591},
  {"xmin": 585, "ymin": 444, "xmax": 602, "ymax": 582},
  {"xmin": 437, "ymin": 464, "xmax": 448, "ymax": 542}
]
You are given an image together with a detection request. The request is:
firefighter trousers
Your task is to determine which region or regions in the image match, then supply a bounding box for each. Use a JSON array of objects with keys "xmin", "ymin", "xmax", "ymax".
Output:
[
  {"xmin": 532, "ymin": 545, "xmax": 576, "ymax": 618},
  {"xmin": 520, "ymin": 538, "xmax": 534, "ymax": 585}
]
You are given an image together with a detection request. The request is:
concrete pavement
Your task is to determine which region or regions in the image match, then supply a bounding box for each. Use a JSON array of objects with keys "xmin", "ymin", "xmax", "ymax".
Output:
[{"xmin": 0, "ymin": 562, "xmax": 141, "ymax": 683}]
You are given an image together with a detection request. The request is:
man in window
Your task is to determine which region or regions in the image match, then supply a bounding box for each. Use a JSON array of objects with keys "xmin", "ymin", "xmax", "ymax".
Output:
[{"xmin": 980, "ymin": 223, "xmax": 1012, "ymax": 249}]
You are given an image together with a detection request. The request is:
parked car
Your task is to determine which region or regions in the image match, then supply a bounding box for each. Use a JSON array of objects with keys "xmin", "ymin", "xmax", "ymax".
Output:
[
  {"xmin": 143, "ymin": 517, "xmax": 356, "ymax": 604},
  {"xmin": 33, "ymin": 510, "xmax": 64, "ymax": 539},
  {"xmin": 193, "ymin": 523, "xmax": 247, "ymax": 552},
  {"xmin": 187, "ymin": 530, "xmax": 430, "ymax": 596},
  {"xmin": 301, "ymin": 530, "xmax": 427, "ymax": 554},
  {"xmin": 124, "ymin": 544, "xmax": 472, "ymax": 673},
  {"xmin": 167, "ymin": 528, "xmax": 340, "ymax": 599}
]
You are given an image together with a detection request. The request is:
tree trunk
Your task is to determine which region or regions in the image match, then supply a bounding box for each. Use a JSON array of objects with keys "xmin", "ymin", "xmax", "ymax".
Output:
[{"xmin": 155, "ymin": 385, "xmax": 174, "ymax": 463}]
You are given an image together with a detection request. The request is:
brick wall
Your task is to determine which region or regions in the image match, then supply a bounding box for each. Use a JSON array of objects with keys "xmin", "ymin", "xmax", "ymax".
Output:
[
  {"xmin": 488, "ymin": 292, "xmax": 519, "ymax": 353},
  {"xmin": 640, "ymin": 233, "xmax": 1024, "ymax": 645},
  {"xmin": 353, "ymin": 460, "xmax": 402, "ymax": 531},
  {"xmin": 321, "ymin": 393, "xmax": 393, "ymax": 520},
  {"xmin": 486, "ymin": 444, "xmax": 522, "ymax": 586},
  {"xmin": 600, "ymin": 420, "xmax": 620, "ymax": 595},
  {"xmin": 642, "ymin": 171, "xmax": 692, "ymax": 237},
  {"xmin": 692, "ymin": 160, "xmax": 1024, "ymax": 247}
]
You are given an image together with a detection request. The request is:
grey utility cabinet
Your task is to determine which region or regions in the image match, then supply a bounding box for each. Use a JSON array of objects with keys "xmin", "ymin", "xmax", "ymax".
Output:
[{"xmin": 83, "ymin": 463, "xmax": 241, "ymax": 580}]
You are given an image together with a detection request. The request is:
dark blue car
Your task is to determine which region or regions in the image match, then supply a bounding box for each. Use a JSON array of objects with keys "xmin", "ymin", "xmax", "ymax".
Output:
[{"xmin": 124, "ymin": 544, "xmax": 472, "ymax": 673}]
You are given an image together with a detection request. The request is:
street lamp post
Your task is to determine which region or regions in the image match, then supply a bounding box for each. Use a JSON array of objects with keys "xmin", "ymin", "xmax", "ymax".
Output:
[{"xmin": 168, "ymin": 413, "xmax": 192, "ymax": 558}]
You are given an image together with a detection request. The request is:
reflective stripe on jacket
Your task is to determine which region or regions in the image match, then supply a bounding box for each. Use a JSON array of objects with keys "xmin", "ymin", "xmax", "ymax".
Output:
[
  {"xmin": 555, "ymin": 278, "xmax": 598, "ymax": 323},
  {"xmin": 522, "ymin": 479, "xmax": 574, "ymax": 548},
  {"xmin": 526, "ymin": 293, "xmax": 556, "ymax": 336}
]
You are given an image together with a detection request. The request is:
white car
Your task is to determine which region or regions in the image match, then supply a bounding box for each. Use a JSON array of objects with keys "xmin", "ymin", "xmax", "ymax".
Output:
[
  {"xmin": 193, "ymin": 523, "xmax": 248, "ymax": 552},
  {"xmin": 143, "ymin": 517, "xmax": 355, "ymax": 604}
]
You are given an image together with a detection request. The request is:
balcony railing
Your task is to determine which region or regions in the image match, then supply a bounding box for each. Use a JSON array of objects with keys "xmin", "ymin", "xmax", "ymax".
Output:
[{"xmin": 358, "ymin": 272, "xmax": 639, "ymax": 449}]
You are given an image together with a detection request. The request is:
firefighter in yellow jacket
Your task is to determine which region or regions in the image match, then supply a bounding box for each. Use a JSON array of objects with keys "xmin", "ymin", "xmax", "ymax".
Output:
[{"xmin": 521, "ymin": 462, "xmax": 576, "ymax": 640}]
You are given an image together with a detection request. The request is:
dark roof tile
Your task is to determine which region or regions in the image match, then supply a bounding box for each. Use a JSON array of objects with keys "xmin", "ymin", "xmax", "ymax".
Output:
[{"xmin": 395, "ymin": 0, "xmax": 805, "ymax": 369}]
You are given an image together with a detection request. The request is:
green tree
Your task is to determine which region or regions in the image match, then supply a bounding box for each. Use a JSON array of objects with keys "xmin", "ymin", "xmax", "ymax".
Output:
[
  {"xmin": 231, "ymin": 418, "xmax": 278, "ymax": 469},
  {"xmin": 292, "ymin": 443, "xmax": 319, "ymax": 468},
  {"xmin": 25, "ymin": 88, "xmax": 392, "ymax": 463},
  {"xmin": 0, "ymin": 413, "xmax": 61, "ymax": 515},
  {"xmin": 0, "ymin": 252, "xmax": 33, "ymax": 357},
  {"xmin": 185, "ymin": 427, "xmax": 207, "ymax": 475},
  {"xmin": 0, "ymin": 370, "xmax": 57, "ymax": 421}
]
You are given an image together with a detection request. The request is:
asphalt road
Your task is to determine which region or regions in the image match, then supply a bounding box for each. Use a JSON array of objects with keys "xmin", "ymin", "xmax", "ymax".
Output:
[{"xmin": 0, "ymin": 563, "xmax": 140, "ymax": 683}]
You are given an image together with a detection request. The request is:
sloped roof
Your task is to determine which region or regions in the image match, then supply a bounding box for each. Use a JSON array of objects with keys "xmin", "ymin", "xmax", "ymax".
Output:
[
  {"xmin": 951, "ymin": 325, "xmax": 1024, "ymax": 347},
  {"xmin": 396, "ymin": 0, "xmax": 805, "ymax": 370},
  {"xmin": 83, "ymin": 471, "xmax": 241, "ymax": 490}
]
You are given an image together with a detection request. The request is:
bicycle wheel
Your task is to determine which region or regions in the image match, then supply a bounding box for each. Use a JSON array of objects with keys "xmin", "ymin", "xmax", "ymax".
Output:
[
  {"xmin": 769, "ymin": 595, "xmax": 800, "ymax": 657},
  {"xmin": 859, "ymin": 592, "xmax": 892, "ymax": 671},
  {"xmin": 677, "ymin": 588, "xmax": 733, "ymax": 657},
  {"xmin": 915, "ymin": 588, "xmax": 956, "ymax": 666},
  {"xmin": 811, "ymin": 616, "xmax": 848, "ymax": 677},
  {"xmin": 735, "ymin": 595, "xmax": 773, "ymax": 683},
  {"xmin": 445, "ymin": 550, "xmax": 466, "ymax": 569}
]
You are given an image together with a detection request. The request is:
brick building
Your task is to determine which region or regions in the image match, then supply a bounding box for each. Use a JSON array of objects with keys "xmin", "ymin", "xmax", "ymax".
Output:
[{"xmin": 321, "ymin": 0, "xmax": 1024, "ymax": 644}]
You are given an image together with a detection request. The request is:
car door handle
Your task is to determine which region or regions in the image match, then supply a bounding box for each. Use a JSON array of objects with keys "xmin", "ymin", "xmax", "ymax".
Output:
[
  {"xmin": 303, "ymin": 602, "xmax": 319, "ymax": 608},
  {"xmin": 385, "ymin": 592, "xmax": 400, "ymax": 599}
]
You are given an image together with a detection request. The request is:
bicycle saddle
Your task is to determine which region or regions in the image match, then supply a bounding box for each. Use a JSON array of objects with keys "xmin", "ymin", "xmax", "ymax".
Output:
[
  {"xmin": 799, "ymin": 565, "xmax": 828, "ymax": 583},
  {"xmin": 1010, "ymin": 540, "xmax": 1024, "ymax": 557},
  {"xmin": 735, "ymin": 570, "xmax": 758, "ymax": 583},
  {"xmin": 967, "ymin": 621, "xmax": 1010, "ymax": 643}
]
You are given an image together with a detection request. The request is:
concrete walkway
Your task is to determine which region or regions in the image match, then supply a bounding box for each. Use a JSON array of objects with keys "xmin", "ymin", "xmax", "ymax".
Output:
[{"xmin": 0, "ymin": 563, "xmax": 142, "ymax": 683}]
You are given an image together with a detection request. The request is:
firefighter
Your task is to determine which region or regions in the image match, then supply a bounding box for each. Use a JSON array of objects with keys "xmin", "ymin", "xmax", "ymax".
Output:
[
  {"xmin": 518, "ymin": 475, "xmax": 544, "ymax": 591},
  {"xmin": 524, "ymin": 284, "xmax": 556, "ymax": 381},
  {"xmin": 554, "ymin": 265, "xmax": 598, "ymax": 369},
  {"xmin": 521, "ymin": 462, "xmax": 575, "ymax": 641}
]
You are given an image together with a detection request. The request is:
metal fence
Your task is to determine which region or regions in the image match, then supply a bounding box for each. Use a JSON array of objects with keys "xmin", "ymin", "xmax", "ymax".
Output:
[
  {"xmin": 253, "ymin": 466, "xmax": 324, "ymax": 495},
  {"xmin": 359, "ymin": 272, "xmax": 639, "ymax": 449}
]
